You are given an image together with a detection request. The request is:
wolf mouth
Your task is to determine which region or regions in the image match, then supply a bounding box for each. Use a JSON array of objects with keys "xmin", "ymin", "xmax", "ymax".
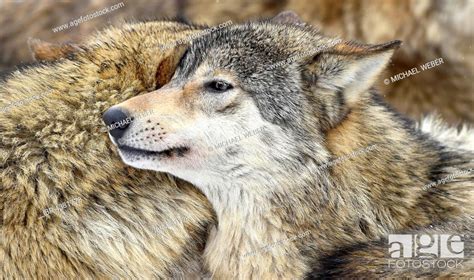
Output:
[{"xmin": 119, "ymin": 145, "xmax": 190, "ymax": 157}]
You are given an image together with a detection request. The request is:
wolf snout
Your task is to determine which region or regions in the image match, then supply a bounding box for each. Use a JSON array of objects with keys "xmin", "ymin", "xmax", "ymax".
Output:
[{"xmin": 102, "ymin": 107, "xmax": 133, "ymax": 140}]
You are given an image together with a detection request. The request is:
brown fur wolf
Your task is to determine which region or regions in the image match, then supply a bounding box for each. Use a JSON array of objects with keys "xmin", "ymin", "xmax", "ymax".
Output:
[
  {"xmin": 107, "ymin": 14, "xmax": 474, "ymax": 279},
  {"xmin": 1, "ymin": 20, "xmax": 216, "ymax": 279}
]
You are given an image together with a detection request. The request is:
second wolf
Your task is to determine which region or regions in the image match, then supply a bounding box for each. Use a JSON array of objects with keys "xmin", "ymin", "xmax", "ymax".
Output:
[{"xmin": 1, "ymin": 20, "xmax": 214, "ymax": 279}]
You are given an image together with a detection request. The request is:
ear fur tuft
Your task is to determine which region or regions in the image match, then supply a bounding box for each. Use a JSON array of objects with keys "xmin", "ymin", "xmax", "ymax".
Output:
[
  {"xmin": 28, "ymin": 38, "xmax": 82, "ymax": 61},
  {"xmin": 308, "ymin": 40, "xmax": 402, "ymax": 96},
  {"xmin": 270, "ymin": 11, "xmax": 305, "ymax": 26}
]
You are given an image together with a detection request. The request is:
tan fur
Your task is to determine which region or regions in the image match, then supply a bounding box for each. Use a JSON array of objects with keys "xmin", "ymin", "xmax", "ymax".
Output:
[{"xmin": 1, "ymin": 21, "xmax": 215, "ymax": 279}]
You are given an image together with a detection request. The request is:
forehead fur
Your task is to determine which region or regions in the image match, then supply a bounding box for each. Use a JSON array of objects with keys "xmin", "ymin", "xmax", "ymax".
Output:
[
  {"xmin": 177, "ymin": 22, "xmax": 331, "ymax": 78},
  {"xmin": 175, "ymin": 23, "xmax": 332, "ymax": 126}
]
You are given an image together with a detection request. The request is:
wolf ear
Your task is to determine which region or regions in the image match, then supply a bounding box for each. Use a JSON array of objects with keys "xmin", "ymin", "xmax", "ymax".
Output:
[
  {"xmin": 270, "ymin": 11, "xmax": 305, "ymax": 25},
  {"xmin": 155, "ymin": 47, "xmax": 188, "ymax": 89},
  {"xmin": 306, "ymin": 40, "xmax": 401, "ymax": 98},
  {"xmin": 28, "ymin": 38, "xmax": 83, "ymax": 61}
]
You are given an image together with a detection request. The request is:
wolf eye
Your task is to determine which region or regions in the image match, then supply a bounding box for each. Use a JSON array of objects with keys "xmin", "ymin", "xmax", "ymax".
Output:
[{"xmin": 206, "ymin": 80, "xmax": 233, "ymax": 92}]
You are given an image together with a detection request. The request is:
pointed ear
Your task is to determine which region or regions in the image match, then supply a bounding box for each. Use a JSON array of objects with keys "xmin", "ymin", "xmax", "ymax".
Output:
[
  {"xmin": 307, "ymin": 40, "xmax": 402, "ymax": 98},
  {"xmin": 301, "ymin": 39, "xmax": 401, "ymax": 130},
  {"xmin": 270, "ymin": 11, "xmax": 305, "ymax": 25},
  {"xmin": 28, "ymin": 38, "xmax": 83, "ymax": 61},
  {"xmin": 155, "ymin": 47, "xmax": 188, "ymax": 89}
]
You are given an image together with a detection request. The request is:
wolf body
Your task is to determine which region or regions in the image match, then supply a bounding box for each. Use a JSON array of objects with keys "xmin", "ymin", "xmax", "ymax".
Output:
[
  {"xmin": 108, "ymin": 17, "xmax": 474, "ymax": 279},
  {"xmin": 1, "ymin": 20, "xmax": 215, "ymax": 279}
]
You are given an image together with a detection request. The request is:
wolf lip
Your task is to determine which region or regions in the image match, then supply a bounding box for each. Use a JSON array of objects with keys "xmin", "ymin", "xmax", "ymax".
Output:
[{"xmin": 119, "ymin": 145, "xmax": 189, "ymax": 157}]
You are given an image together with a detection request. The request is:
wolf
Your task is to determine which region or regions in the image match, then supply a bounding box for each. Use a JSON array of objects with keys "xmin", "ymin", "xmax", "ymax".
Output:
[
  {"xmin": 1, "ymin": 20, "xmax": 216, "ymax": 279},
  {"xmin": 106, "ymin": 13, "xmax": 474, "ymax": 279}
]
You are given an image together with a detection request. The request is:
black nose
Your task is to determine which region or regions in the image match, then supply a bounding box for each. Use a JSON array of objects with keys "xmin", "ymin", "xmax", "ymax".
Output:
[{"xmin": 102, "ymin": 107, "xmax": 133, "ymax": 140}]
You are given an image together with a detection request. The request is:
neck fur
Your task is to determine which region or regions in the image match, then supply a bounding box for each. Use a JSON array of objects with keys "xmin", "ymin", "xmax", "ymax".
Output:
[{"xmin": 193, "ymin": 96, "xmax": 461, "ymax": 278}]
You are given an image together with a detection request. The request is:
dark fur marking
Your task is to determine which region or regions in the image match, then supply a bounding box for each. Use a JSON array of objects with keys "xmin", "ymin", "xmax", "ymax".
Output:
[
  {"xmin": 335, "ymin": 89, "xmax": 345, "ymax": 109},
  {"xmin": 215, "ymin": 100, "xmax": 240, "ymax": 114},
  {"xmin": 305, "ymin": 242, "xmax": 375, "ymax": 279},
  {"xmin": 358, "ymin": 218, "xmax": 371, "ymax": 237}
]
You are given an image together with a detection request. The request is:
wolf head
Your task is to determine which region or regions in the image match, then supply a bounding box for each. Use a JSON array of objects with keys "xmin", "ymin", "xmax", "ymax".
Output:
[{"xmin": 105, "ymin": 20, "xmax": 401, "ymax": 189}]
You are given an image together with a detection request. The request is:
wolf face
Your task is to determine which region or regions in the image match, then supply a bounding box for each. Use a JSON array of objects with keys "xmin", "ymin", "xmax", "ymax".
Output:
[
  {"xmin": 105, "ymin": 22, "xmax": 400, "ymax": 190},
  {"xmin": 104, "ymin": 22, "xmax": 405, "ymax": 279}
]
